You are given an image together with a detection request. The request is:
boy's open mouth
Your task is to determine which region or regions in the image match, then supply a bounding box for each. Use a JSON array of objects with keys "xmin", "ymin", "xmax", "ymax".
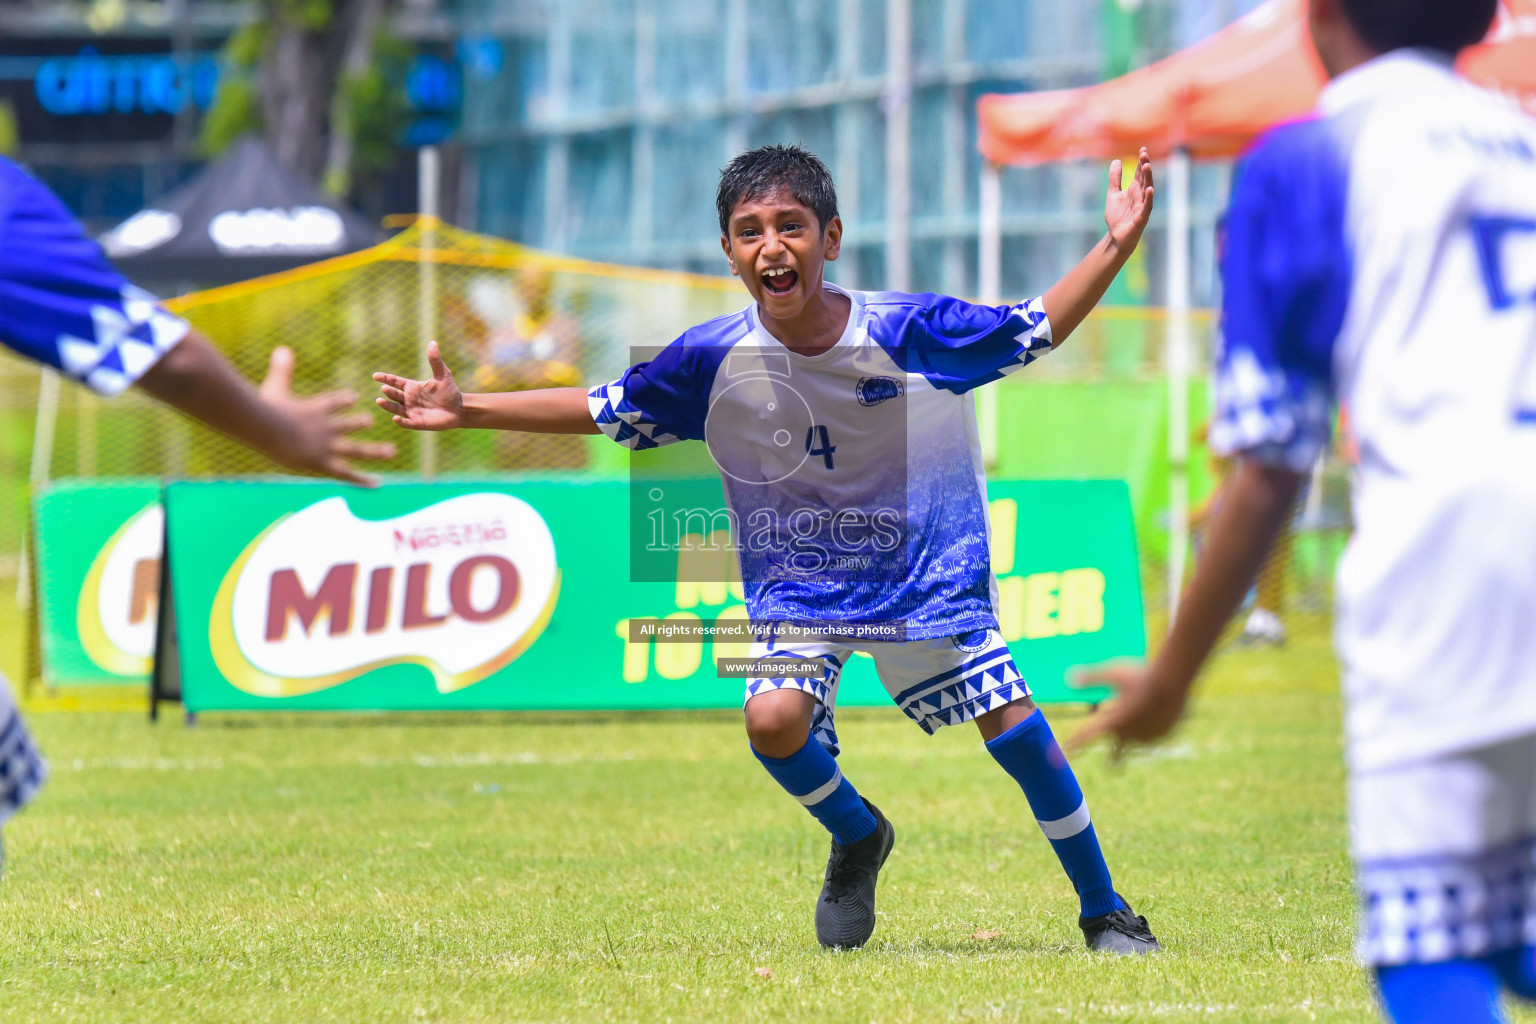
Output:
[{"xmin": 761, "ymin": 266, "xmax": 798, "ymax": 295}]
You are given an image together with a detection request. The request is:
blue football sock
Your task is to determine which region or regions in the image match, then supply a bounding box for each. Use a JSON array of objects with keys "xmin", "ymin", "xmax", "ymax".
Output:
[
  {"xmin": 753, "ymin": 737, "xmax": 878, "ymax": 846},
  {"xmin": 1376, "ymin": 960, "xmax": 1504, "ymax": 1023},
  {"xmin": 1493, "ymin": 946, "xmax": 1536, "ymax": 1001},
  {"xmin": 986, "ymin": 709, "xmax": 1122, "ymax": 918}
]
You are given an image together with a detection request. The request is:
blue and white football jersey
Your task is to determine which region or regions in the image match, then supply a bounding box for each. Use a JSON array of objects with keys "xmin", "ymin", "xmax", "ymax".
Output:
[
  {"xmin": 1211, "ymin": 50, "xmax": 1536, "ymax": 771},
  {"xmin": 0, "ymin": 157, "xmax": 187, "ymax": 394},
  {"xmin": 589, "ymin": 284, "xmax": 1052, "ymax": 639}
]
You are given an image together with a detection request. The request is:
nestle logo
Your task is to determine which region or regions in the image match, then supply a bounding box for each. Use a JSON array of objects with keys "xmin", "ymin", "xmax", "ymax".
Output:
[{"xmin": 855, "ymin": 376, "xmax": 904, "ymax": 406}]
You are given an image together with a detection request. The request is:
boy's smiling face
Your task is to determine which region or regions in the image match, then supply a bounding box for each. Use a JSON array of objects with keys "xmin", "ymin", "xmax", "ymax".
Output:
[{"xmin": 720, "ymin": 189, "xmax": 843, "ymax": 321}]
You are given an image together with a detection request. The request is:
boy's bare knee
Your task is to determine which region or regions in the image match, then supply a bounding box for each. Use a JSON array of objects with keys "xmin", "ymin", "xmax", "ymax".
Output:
[
  {"xmin": 974, "ymin": 694, "xmax": 1039, "ymax": 742},
  {"xmin": 745, "ymin": 688, "xmax": 816, "ymax": 758}
]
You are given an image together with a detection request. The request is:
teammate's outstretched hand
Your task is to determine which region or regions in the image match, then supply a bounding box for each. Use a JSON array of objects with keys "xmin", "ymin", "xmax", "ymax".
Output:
[
  {"xmin": 259, "ymin": 346, "xmax": 397, "ymax": 486},
  {"xmin": 1105, "ymin": 148, "xmax": 1154, "ymax": 254},
  {"xmin": 1065, "ymin": 658, "xmax": 1188, "ymax": 758},
  {"xmin": 373, "ymin": 340, "xmax": 465, "ymax": 431}
]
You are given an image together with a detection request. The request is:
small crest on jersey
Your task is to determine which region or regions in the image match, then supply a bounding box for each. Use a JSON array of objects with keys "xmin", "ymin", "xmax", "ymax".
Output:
[
  {"xmin": 855, "ymin": 376, "xmax": 904, "ymax": 406},
  {"xmin": 951, "ymin": 629, "xmax": 991, "ymax": 654}
]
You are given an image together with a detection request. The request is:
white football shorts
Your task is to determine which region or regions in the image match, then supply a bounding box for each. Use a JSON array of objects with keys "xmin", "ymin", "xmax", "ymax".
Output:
[
  {"xmin": 1353, "ymin": 730, "xmax": 1536, "ymax": 965},
  {"xmin": 741, "ymin": 627, "xmax": 1031, "ymax": 755}
]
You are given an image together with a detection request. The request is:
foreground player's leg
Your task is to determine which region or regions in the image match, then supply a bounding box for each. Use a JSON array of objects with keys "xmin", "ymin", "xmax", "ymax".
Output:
[
  {"xmin": 978, "ymin": 698, "xmax": 1159, "ymax": 954},
  {"xmin": 1354, "ymin": 736, "xmax": 1536, "ymax": 1019},
  {"xmin": 1376, "ymin": 961, "xmax": 1504, "ymax": 1024},
  {"xmin": 746, "ymin": 686, "xmax": 894, "ymax": 949},
  {"xmin": 0, "ymin": 676, "xmax": 48, "ymax": 880}
]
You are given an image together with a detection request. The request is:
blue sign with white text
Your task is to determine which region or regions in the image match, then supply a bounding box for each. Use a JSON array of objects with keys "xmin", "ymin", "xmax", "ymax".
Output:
[{"xmin": 34, "ymin": 48, "xmax": 220, "ymax": 117}]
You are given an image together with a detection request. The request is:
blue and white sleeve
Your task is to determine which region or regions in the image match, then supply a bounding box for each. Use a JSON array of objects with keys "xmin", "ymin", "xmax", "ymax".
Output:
[
  {"xmin": 587, "ymin": 340, "xmax": 708, "ymax": 450},
  {"xmin": 900, "ymin": 294, "xmax": 1053, "ymax": 394},
  {"xmin": 0, "ymin": 162, "xmax": 188, "ymax": 396},
  {"xmin": 1209, "ymin": 121, "xmax": 1351, "ymax": 472}
]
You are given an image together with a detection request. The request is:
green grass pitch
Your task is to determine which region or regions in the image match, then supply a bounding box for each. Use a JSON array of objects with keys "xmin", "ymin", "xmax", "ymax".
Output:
[{"xmin": 4, "ymin": 639, "xmax": 1535, "ymax": 1023}]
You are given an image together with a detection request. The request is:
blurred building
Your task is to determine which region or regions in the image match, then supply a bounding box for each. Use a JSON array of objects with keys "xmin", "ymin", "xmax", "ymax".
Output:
[
  {"xmin": 452, "ymin": 0, "xmax": 1265, "ymax": 303},
  {"xmin": 0, "ymin": 0, "xmax": 455, "ymax": 233},
  {"xmin": 0, "ymin": 0, "xmax": 245, "ymax": 231},
  {"xmin": 4, "ymin": 0, "xmax": 1263, "ymax": 302}
]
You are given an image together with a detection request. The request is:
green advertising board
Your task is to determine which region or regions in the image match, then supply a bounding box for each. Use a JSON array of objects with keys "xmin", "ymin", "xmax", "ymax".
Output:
[
  {"xmin": 33, "ymin": 479, "xmax": 164, "ymax": 688},
  {"xmin": 161, "ymin": 477, "xmax": 1140, "ymax": 713}
]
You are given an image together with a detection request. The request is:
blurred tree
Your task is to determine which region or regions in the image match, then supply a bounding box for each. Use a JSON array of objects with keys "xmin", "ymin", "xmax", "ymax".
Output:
[
  {"xmin": 1102, "ymin": 0, "xmax": 1145, "ymax": 78},
  {"xmin": 85, "ymin": 0, "xmax": 131, "ymax": 34},
  {"xmin": 199, "ymin": 19, "xmax": 267, "ymax": 157},
  {"xmin": 325, "ymin": 30, "xmax": 413, "ymax": 197},
  {"xmin": 0, "ymin": 101, "xmax": 19, "ymax": 159},
  {"xmin": 199, "ymin": 0, "xmax": 408, "ymax": 197}
]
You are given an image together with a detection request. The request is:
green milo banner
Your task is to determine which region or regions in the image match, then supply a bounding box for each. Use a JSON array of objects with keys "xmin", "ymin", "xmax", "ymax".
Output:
[
  {"xmin": 33, "ymin": 479, "xmax": 165, "ymax": 687},
  {"xmin": 159, "ymin": 477, "xmax": 1141, "ymax": 713}
]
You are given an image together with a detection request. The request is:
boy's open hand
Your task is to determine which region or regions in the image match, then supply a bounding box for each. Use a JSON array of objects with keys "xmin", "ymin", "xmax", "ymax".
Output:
[
  {"xmin": 256, "ymin": 345, "xmax": 397, "ymax": 486},
  {"xmin": 1105, "ymin": 148, "xmax": 1154, "ymax": 254},
  {"xmin": 1065, "ymin": 659, "xmax": 1188, "ymax": 757},
  {"xmin": 373, "ymin": 340, "xmax": 465, "ymax": 431}
]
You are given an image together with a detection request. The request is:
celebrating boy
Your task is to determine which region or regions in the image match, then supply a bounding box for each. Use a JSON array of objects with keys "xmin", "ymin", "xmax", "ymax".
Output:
[{"xmin": 376, "ymin": 144, "xmax": 1159, "ymax": 953}]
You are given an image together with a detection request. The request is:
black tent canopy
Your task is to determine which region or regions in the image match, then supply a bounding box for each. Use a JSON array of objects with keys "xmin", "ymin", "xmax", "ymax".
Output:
[{"xmin": 101, "ymin": 136, "xmax": 378, "ymax": 285}]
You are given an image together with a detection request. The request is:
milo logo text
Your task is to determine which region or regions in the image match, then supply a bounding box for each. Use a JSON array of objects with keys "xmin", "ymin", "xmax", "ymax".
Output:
[{"xmin": 210, "ymin": 495, "xmax": 559, "ymax": 697}]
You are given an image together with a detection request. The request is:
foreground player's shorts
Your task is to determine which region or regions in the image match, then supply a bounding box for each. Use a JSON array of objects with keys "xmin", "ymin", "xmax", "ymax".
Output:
[
  {"xmin": 741, "ymin": 628, "xmax": 1030, "ymax": 755},
  {"xmin": 1353, "ymin": 731, "xmax": 1536, "ymax": 965}
]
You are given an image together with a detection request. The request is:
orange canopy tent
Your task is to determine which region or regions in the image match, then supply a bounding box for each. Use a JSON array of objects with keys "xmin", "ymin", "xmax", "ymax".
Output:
[
  {"xmin": 968, "ymin": 0, "xmax": 1536, "ymax": 610},
  {"xmin": 1462, "ymin": 6, "xmax": 1536, "ymax": 116},
  {"xmin": 976, "ymin": 0, "xmax": 1536, "ymax": 166}
]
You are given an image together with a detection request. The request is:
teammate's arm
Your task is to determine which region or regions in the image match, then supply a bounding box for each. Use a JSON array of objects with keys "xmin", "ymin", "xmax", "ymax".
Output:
[
  {"xmin": 1068, "ymin": 461, "xmax": 1303, "ymax": 751},
  {"xmin": 137, "ymin": 332, "xmax": 397, "ymax": 485},
  {"xmin": 1067, "ymin": 126, "xmax": 1346, "ymax": 753},
  {"xmin": 1040, "ymin": 148, "xmax": 1154, "ymax": 347},
  {"xmin": 373, "ymin": 339, "xmax": 599, "ymax": 434}
]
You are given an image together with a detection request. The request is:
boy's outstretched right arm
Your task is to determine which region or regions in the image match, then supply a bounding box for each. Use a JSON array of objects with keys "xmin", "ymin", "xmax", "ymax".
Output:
[{"xmin": 374, "ymin": 340, "xmax": 599, "ymax": 435}]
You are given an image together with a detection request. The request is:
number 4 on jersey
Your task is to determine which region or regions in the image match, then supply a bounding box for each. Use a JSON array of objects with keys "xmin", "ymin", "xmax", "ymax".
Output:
[{"xmin": 805, "ymin": 425, "xmax": 836, "ymax": 469}]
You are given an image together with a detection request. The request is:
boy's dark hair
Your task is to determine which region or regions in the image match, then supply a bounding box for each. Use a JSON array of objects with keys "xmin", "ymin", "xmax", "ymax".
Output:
[
  {"xmin": 716, "ymin": 145, "xmax": 839, "ymax": 236},
  {"xmin": 1338, "ymin": 0, "xmax": 1495, "ymax": 55}
]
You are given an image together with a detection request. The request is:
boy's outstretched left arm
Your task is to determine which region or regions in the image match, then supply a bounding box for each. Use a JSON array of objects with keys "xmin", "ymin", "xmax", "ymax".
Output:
[{"xmin": 1041, "ymin": 148, "xmax": 1154, "ymax": 348}]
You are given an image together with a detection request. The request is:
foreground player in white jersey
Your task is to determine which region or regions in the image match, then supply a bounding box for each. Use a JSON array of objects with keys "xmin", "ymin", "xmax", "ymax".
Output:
[
  {"xmin": 1073, "ymin": 0, "xmax": 1536, "ymax": 1019},
  {"xmin": 376, "ymin": 144, "xmax": 1160, "ymax": 952}
]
